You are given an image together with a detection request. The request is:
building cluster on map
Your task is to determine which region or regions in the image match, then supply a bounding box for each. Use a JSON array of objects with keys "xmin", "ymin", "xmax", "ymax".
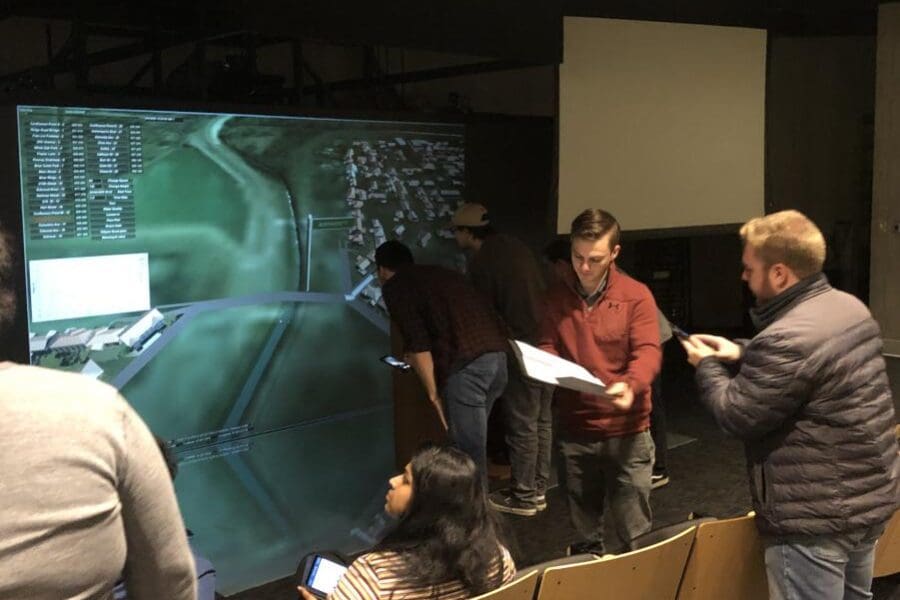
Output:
[
  {"xmin": 343, "ymin": 137, "xmax": 463, "ymax": 249},
  {"xmin": 334, "ymin": 136, "xmax": 465, "ymax": 311},
  {"xmin": 29, "ymin": 308, "xmax": 167, "ymax": 374}
]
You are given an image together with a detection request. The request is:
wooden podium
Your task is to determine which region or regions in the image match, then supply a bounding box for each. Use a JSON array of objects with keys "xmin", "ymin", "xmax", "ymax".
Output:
[{"xmin": 390, "ymin": 323, "xmax": 448, "ymax": 469}]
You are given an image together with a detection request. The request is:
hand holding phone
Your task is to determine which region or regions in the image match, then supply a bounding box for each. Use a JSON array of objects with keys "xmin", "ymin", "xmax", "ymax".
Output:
[
  {"xmin": 298, "ymin": 587, "xmax": 317, "ymax": 600},
  {"xmin": 691, "ymin": 334, "xmax": 742, "ymax": 363},
  {"xmin": 297, "ymin": 554, "xmax": 348, "ymax": 599},
  {"xmin": 381, "ymin": 355, "xmax": 412, "ymax": 371},
  {"xmin": 670, "ymin": 323, "xmax": 691, "ymax": 340}
]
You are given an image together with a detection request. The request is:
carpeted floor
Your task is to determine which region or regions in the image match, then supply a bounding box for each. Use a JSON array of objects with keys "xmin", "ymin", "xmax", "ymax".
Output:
[{"xmin": 500, "ymin": 401, "xmax": 751, "ymax": 564}]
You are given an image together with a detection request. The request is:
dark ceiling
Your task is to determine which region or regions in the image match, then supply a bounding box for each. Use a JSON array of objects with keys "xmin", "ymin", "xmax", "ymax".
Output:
[
  {"xmin": 0, "ymin": 0, "xmax": 884, "ymax": 104},
  {"xmin": 1, "ymin": 0, "xmax": 884, "ymax": 63}
]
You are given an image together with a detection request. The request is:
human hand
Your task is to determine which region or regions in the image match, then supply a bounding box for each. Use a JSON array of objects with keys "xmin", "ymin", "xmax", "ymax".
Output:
[
  {"xmin": 690, "ymin": 334, "xmax": 742, "ymax": 363},
  {"xmin": 679, "ymin": 336, "xmax": 717, "ymax": 367},
  {"xmin": 297, "ymin": 586, "xmax": 317, "ymax": 600},
  {"xmin": 605, "ymin": 381, "xmax": 635, "ymax": 411}
]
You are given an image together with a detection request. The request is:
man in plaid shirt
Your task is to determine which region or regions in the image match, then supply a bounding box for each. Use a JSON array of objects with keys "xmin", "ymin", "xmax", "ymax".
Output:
[{"xmin": 376, "ymin": 240, "xmax": 509, "ymax": 481}]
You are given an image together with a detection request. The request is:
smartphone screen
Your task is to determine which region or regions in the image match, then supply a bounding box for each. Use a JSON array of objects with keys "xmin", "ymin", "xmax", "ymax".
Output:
[
  {"xmin": 306, "ymin": 555, "xmax": 348, "ymax": 596},
  {"xmin": 380, "ymin": 355, "xmax": 411, "ymax": 371}
]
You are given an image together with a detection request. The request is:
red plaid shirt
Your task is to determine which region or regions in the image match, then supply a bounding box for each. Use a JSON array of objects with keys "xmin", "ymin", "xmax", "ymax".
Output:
[{"xmin": 382, "ymin": 265, "xmax": 508, "ymax": 386}]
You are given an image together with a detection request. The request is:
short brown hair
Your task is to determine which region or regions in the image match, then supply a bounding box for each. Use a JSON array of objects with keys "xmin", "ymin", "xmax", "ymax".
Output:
[
  {"xmin": 570, "ymin": 209, "xmax": 620, "ymax": 248},
  {"xmin": 740, "ymin": 210, "xmax": 826, "ymax": 278}
]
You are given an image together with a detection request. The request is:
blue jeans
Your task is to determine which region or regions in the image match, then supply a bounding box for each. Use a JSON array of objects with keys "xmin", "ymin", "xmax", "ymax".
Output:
[
  {"xmin": 764, "ymin": 524, "xmax": 885, "ymax": 600},
  {"xmin": 441, "ymin": 352, "xmax": 508, "ymax": 483}
]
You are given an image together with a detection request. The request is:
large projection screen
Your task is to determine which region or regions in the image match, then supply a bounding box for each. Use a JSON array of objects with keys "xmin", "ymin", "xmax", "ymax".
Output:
[
  {"xmin": 559, "ymin": 17, "xmax": 766, "ymax": 233},
  {"xmin": 14, "ymin": 103, "xmax": 467, "ymax": 594}
]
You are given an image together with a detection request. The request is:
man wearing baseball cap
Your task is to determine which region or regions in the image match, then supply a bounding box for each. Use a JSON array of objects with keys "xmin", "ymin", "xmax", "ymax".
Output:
[{"xmin": 452, "ymin": 203, "xmax": 552, "ymax": 517}]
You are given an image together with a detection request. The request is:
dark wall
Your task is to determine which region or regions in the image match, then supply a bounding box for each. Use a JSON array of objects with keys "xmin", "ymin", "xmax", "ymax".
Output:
[
  {"xmin": 688, "ymin": 234, "xmax": 747, "ymax": 331},
  {"xmin": 466, "ymin": 115, "xmax": 556, "ymax": 251},
  {"xmin": 766, "ymin": 35, "xmax": 876, "ymax": 301},
  {"xmin": 618, "ymin": 237, "xmax": 691, "ymax": 326},
  {"xmin": 247, "ymin": 1, "xmax": 562, "ymax": 63},
  {"xmin": 618, "ymin": 231, "xmax": 747, "ymax": 334},
  {"xmin": 0, "ymin": 107, "xmax": 28, "ymax": 363},
  {"xmin": 888, "ymin": 356, "xmax": 900, "ymax": 416}
]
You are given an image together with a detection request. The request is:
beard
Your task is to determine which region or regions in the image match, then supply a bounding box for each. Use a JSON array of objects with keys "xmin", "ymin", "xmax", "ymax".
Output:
[{"xmin": 753, "ymin": 278, "xmax": 780, "ymax": 304}]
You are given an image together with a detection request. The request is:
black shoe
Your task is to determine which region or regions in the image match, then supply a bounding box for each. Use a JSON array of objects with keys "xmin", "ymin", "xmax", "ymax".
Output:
[
  {"xmin": 489, "ymin": 490, "xmax": 538, "ymax": 517},
  {"xmin": 651, "ymin": 471, "xmax": 670, "ymax": 489},
  {"xmin": 566, "ymin": 541, "xmax": 604, "ymax": 557}
]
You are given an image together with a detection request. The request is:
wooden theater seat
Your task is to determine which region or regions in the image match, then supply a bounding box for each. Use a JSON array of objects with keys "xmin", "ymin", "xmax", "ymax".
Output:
[
  {"xmin": 470, "ymin": 570, "xmax": 539, "ymax": 600},
  {"xmin": 534, "ymin": 525, "xmax": 697, "ymax": 600},
  {"xmin": 676, "ymin": 514, "xmax": 768, "ymax": 600},
  {"xmin": 874, "ymin": 508, "xmax": 900, "ymax": 578}
]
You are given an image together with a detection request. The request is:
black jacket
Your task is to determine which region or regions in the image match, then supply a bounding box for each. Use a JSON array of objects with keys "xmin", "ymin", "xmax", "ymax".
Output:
[{"xmin": 696, "ymin": 275, "xmax": 900, "ymax": 536}]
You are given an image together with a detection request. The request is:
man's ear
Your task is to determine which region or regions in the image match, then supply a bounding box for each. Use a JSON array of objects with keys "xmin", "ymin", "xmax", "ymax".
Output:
[
  {"xmin": 770, "ymin": 263, "xmax": 790, "ymax": 287},
  {"xmin": 611, "ymin": 244, "xmax": 621, "ymax": 262}
]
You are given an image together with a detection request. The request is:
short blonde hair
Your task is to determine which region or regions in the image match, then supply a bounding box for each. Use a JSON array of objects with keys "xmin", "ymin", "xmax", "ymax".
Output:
[{"xmin": 740, "ymin": 210, "xmax": 826, "ymax": 278}]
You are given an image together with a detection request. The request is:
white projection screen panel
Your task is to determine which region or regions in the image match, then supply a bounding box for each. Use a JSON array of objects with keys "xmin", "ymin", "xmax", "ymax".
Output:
[{"xmin": 559, "ymin": 17, "xmax": 766, "ymax": 233}]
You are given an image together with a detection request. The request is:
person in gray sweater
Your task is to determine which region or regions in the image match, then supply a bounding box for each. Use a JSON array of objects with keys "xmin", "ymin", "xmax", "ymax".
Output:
[
  {"xmin": 681, "ymin": 210, "xmax": 899, "ymax": 600},
  {"xmin": 0, "ymin": 227, "xmax": 196, "ymax": 600}
]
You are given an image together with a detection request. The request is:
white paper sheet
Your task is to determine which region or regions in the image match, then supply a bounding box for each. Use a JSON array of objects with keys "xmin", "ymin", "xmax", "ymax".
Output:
[{"xmin": 509, "ymin": 340, "xmax": 612, "ymax": 397}]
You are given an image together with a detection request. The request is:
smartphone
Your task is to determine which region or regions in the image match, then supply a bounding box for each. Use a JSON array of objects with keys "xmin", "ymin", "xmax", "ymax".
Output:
[
  {"xmin": 299, "ymin": 554, "xmax": 349, "ymax": 598},
  {"xmin": 380, "ymin": 354, "xmax": 412, "ymax": 371},
  {"xmin": 670, "ymin": 323, "xmax": 691, "ymax": 340}
]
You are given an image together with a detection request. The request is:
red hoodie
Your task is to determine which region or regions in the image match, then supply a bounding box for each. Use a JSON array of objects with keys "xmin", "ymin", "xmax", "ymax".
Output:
[{"xmin": 538, "ymin": 264, "xmax": 661, "ymax": 438}]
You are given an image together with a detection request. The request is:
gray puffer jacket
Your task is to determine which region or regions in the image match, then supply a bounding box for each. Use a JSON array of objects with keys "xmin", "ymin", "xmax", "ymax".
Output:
[{"xmin": 696, "ymin": 275, "xmax": 899, "ymax": 537}]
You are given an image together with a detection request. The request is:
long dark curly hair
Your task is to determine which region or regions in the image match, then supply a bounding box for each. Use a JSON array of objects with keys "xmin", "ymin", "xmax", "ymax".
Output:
[{"xmin": 377, "ymin": 445, "xmax": 506, "ymax": 597}]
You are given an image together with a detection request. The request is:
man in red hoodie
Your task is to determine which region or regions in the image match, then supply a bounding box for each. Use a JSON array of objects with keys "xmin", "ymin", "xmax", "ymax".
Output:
[{"xmin": 538, "ymin": 208, "xmax": 661, "ymax": 555}]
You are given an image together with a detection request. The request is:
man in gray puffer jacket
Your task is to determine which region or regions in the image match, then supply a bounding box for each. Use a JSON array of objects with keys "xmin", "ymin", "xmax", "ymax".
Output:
[{"xmin": 681, "ymin": 209, "xmax": 899, "ymax": 600}]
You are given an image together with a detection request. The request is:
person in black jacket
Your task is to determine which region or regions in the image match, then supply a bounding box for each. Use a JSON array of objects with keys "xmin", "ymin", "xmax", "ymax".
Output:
[
  {"xmin": 680, "ymin": 210, "xmax": 899, "ymax": 600},
  {"xmin": 452, "ymin": 203, "xmax": 553, "ymax": 517}
]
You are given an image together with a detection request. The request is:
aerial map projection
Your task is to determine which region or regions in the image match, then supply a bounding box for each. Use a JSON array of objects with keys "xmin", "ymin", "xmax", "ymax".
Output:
[{"xmin": 17, "ymin": 104, "xmax": 467, "ymax": 593}]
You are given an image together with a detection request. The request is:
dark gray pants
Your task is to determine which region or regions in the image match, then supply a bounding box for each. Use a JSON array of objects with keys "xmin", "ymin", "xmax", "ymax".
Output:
[
  {"xmin": 558, "ymin": 430, "xmax": 654, "ymax": 554},
  {"xmin": 650, "ymin": 375, "xmax": 668, "ymax": 473},
  {"xmin": 503, "ymin": 359, "xmax": 554, "ymax": 503}
]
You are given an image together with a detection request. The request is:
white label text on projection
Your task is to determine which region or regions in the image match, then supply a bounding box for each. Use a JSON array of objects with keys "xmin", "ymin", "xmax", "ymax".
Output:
[{"xmin": 29, "ymin": 253, "xmax": 151, "ymax": 322}]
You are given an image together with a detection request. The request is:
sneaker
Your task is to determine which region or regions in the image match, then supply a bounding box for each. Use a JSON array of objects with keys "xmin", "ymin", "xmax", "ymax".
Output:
[
  {"xmin": 535, "ymin": 493, "xmax": 548, "ymax": 512},
  {"xmin": 488, "ymin": 490, "xmax": 538, "ymax": 517},
  {"xmin": 566, "ymin": 541, "xmax": 604, "ymax": 557},
  {"xmin": 651, "ymin": 471, "xmax": 670, "ymax": 489}
]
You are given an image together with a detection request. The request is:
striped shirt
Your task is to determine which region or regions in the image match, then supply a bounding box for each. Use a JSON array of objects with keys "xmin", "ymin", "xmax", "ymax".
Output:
[{"xmin": 329, "ymin": 545, "xmax": 515, "ymax": 600}]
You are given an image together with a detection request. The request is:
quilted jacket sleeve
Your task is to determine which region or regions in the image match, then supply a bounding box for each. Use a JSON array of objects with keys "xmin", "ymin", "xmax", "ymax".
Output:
[{"xmin": 694, "ymin": 332, "xmax": 812, "ymax": 440}]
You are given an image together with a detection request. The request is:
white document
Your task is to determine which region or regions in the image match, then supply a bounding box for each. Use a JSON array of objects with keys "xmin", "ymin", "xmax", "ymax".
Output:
[{"xmin": 510, "ymin": 340, "xmax": 612, "ymax": 397}]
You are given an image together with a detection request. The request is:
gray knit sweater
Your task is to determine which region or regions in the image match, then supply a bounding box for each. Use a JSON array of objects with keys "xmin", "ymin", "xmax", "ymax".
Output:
[{"xmin": 0, "ymin": 364, "xmax": 196, "ymax": 600}]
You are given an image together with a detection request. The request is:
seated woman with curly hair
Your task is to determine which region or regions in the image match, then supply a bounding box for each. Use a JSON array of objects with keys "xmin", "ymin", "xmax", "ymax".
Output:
[{"xmin": 301, "ymin": 445, "xmax": 515, "ymax": 599}]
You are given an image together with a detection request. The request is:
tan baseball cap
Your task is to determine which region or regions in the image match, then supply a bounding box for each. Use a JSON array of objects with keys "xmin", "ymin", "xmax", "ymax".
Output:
[{"xmin": 451, "ymin": 203, "xmax": 490, "ymax": 227}]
